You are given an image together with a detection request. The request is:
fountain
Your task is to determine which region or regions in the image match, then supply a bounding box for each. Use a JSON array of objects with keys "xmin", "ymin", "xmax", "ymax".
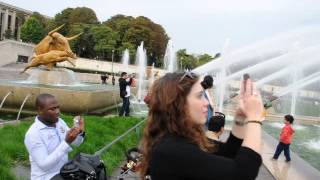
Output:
[
  {"xmin": 135, "ymin": 42, "xmax": 147, "ymax": 101},
  {"xmin": 216, "ymin": 39, "xmax": 230, "ymax": 112},
  {"xmin": 0, "ymin": 26, "xmax": 122, "ymax": 114},
  {"xmin": 121, "ymin": 49, "xmax": 130, "ymax": 72},
  {"xmin": 163, "ymin": 40, "xmax": 177, "ymax": 73},
  {"xmin": 191, "ymin": 26, "xmax": 320, "ymax": 172}
]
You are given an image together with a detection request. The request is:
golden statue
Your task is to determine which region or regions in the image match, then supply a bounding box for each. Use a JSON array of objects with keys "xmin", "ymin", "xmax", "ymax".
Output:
[{"xmin": 21, "ymin": 24, "xmax": 82, "ymax": 73}]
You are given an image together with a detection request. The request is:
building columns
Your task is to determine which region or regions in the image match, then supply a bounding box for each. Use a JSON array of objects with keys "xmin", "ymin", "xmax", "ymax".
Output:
[
  {"xmin": 1, "ymin": 9, "xmax": 8, "ymax": 39},
  {"xmin": 11, "ymin": 11, "xmax": 16, "ymax": 33}
]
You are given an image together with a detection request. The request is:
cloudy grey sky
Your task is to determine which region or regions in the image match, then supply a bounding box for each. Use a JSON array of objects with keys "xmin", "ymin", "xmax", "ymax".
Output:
[{"xmin": 2, "ymin": 0, "xmax": 320, "ymax": 55}]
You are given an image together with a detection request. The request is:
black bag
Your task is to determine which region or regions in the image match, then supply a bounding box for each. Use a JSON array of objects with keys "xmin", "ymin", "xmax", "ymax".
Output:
[{"xmin": 51, "ymin": 153, "xmax": 107, "ymax": 180}]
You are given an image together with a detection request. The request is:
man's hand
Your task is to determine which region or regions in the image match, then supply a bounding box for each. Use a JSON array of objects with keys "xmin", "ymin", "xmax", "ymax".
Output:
[{"xmin": 65, "ymin": 128, "xmax": 81, "ymax": 144}]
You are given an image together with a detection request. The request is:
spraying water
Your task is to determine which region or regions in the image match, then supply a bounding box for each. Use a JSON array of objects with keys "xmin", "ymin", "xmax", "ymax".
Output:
[
  {"xmin": 135, "ymin": 42, "xmax": 147, "ymax": 101},
  {"xmin": 164, "ymin": 40, "xmax": 177, "ymax": 72},
  {"xmin": 217, "ymin": 39, "xmax": 230, "ymax": 112},
  {"xmin": 121, "ymin": 49, "xmax": 130, "ymax": 72}
]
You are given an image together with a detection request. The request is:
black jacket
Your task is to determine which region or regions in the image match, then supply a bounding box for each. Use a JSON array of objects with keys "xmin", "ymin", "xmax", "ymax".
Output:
[
  {"xmin": 149, "ymin": 133, "xmax": 262, "ymax": 180},
  {"xmin": 118, "ymin": 77, "xmax": 133, "ymax": 98}
]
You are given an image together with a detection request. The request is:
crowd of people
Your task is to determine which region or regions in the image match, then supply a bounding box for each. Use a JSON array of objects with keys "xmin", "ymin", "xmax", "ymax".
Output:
[{"xmin": 23, "ymin": 71, "xmax": 295, "ymax": 180}]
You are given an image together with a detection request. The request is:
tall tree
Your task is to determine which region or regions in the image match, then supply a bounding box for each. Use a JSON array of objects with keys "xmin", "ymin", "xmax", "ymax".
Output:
[
  {"xmin": 51, "ymin": 7, "xmax": 98, "ymax": 36},
  {"xmin": 197, "ymin": 54, "xmax": 213, "ymax": 66},
  {"xmin": 31, "ymin": 12, "xmax": 49, "ymax": 29},
  {"xmin": 52, "ymin": 8, "xmax": 74, "ymax": 35},
  {"xmin": 176, "ymin": 49, "xmax": 197, "ymax": 70},
  {"xmin": 90, "ymin": 25, "xmax": 119, "ymax": 60},
  {"xmin": 20, "ymin": 17, "xmax": 45, "ymax": 44},
  {"xmin": 104, "ymin": 15, "xmax": 169, "ymax": 66},
  {"xmin": 69, "ymin": 7, "xmax": 99, "ymax": 24},
  {"xmin": 68, "ymin": 23, "xmax": 96, "ymax": 58}
]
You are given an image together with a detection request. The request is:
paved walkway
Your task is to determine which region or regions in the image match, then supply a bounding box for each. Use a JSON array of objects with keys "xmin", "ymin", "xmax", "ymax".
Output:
[{"xmin": 261, "ymin": 131, "xmax": 320, "ymax": 180}]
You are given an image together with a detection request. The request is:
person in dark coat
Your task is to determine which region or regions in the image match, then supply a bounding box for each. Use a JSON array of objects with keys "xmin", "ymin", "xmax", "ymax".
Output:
[{"xmin": 118, "ymin": 72, "xmax": 133, "ymax": 116}]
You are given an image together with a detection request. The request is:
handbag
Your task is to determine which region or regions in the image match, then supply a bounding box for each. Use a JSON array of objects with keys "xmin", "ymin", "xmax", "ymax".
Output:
[{"xmin": 51, "ymin": 153, "xmax": 107, "ymax": 180}]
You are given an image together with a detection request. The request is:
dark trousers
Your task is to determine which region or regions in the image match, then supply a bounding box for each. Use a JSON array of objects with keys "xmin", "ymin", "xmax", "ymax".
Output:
[
  {"xmin": 119, "ymin": 97, "xmax": 130, "ymax": 116},
  {"xmin": 273, "ymin": 142, "xmax": 291, "ymax": 161}
]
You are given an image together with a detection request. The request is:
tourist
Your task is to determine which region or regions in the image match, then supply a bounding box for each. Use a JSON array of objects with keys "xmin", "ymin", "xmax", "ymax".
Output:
[
  {"xmin": 206, "ymin": 112, "xmax": 225, "ymax": 146},
  {"xmin": 201, "ymin": 75, "xmax": 216, "ymax": 129},
  {"xmin": 112, "ymin": 74, "xmax": 116, "ymax": 86},
  {"xmin": 24, "ymin": 94, "xmax": 85, "ymax": 180},
  {"xmin": 119, "ymin": 72, "xmax": 133, "ymax": 116},
  {"xmin": 272, "ymin": 114, "xmax": 295, "ymax": 162},
  {"xmin": 100, "ymin": 73, "xmax": 108, "ymax": 84},
  {"xmin": 140, "ymin": 72, "xmax": 264, "ymax": 180}
]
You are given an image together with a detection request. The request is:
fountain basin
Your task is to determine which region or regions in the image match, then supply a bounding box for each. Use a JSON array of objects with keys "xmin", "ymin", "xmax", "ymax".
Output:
[{"xmin": 0, "ymin": 81, "xmax": 121, "ymax": 114}]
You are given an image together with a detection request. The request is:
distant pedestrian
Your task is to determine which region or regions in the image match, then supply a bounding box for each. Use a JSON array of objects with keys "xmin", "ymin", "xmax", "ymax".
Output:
[
  {"xmin": 201, "ymin": 75, "xmax": 216, "ymax": 129},
  {"xmin": 112, "ymin": 74, "xmax": 116, "ymax": 86},
  {"xmin": 101, "ymin": 73, "xmax": 108, "ymax": 84}
]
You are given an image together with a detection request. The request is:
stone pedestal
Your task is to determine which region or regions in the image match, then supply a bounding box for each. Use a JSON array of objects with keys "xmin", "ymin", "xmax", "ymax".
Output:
[{"xmin": 27, "ymin": 68, "xmax": 79, "ymax": 85}]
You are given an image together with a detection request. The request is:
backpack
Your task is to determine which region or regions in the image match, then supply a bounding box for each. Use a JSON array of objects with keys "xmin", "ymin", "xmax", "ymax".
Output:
[{"xmin": 51, "ymin": 153, "xmax": 107, "ymax": 180}]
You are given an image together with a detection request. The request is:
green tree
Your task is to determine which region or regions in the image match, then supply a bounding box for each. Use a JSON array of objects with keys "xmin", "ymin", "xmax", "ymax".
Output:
[
  {"xmin": 68, "ymin": 23, "xmax": 96, "ymax": 59},
  {"xmin": 20, "ymin": 17, "xmax": 45, "ymax": 43},
  {"xmin": 176, "ymin": 49, "xmax": 198, "ymax": 70},
  {"xmin": 69, "ymin": 7, "xmax": 99, "ymax": 24},
  {"xmin": 31, "ymin": 12, "xmax": 49, "ymax": 29},
  {"xmin": 51, "ymin": 8, "xmax": 74, "ymax": 35},
  {"xmin": 104, "ymin": 15, "xmax": 169, "ymax": 66},
  {"xmin": 52, "ymin": 7, "xmax": 99, "ymax": 36},
  {"xmin": 90, "ymin": 25, "xmax": 119, "ymax": 60},
  {"xmin": 197, "ymin": 53, "xmax": 213, "ymax": 66}
]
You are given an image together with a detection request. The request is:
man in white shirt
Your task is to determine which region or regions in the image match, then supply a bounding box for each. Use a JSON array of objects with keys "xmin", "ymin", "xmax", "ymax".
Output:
[{"xmin": 24, "ymin": 94, "xmax": 85, "ymax": 180}]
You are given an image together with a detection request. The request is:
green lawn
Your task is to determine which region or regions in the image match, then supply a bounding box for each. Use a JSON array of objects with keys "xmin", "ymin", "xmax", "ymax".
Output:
[{"xmin": 0, "ymin": 114, "xmax": 144, "ymax": 180}]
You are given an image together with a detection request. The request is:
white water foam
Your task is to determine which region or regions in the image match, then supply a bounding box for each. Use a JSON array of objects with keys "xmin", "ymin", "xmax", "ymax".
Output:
[{"xmin": 303, "ymin": 139, "xmax": 320, "ymax": 151}]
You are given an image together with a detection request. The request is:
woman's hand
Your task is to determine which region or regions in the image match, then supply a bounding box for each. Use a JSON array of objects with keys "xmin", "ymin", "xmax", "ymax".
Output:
[{"xmin": 239, "ymin": 78, "xmax": 264, "ymax": 121}]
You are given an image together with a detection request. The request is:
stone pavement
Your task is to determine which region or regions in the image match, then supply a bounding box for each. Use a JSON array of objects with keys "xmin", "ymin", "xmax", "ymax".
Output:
[{"xmin": 261, "ymin": 131, "xmax": 320, "ymax": 180}]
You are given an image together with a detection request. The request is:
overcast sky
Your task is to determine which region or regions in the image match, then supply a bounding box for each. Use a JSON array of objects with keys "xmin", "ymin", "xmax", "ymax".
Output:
[{"xmin": 2, "ymin": 0, "xmax": 320, "ymax": 55}]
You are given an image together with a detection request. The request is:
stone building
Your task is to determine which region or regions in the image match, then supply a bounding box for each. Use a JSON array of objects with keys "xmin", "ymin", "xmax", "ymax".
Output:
[{"xmin": 0, "ymin": 1, "xmax": 33, "ymax": 40}]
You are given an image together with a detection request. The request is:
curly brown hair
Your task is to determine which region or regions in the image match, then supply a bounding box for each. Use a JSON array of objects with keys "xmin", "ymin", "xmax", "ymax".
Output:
[{"xmin": 140, "ymin": 72, "xmax": 213, "ymax": 178}]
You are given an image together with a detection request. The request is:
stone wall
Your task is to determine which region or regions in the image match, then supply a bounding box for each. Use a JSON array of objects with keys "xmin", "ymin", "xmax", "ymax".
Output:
[
  {"xmin": 0, "ymin": 40, "xmax": 34, "ymax": 66},
  {"xmin": 57, "ymin": 57, "xmax": 167, "ymax": 77}
]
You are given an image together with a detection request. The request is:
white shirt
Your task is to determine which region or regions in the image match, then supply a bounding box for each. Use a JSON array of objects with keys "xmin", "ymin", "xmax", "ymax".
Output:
[
  {"xmin": 125, "ymin": 80, "xmax": 131, "ymax": 97},
  {"xmin": 24, "ymin": 117, "xmax": 84, "ymax": 180}
]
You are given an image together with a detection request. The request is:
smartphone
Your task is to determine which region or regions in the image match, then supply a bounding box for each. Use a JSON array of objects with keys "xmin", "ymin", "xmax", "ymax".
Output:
[{"xmin": 73, "ymin": 115, "xmax": 81, "ymax": 128}]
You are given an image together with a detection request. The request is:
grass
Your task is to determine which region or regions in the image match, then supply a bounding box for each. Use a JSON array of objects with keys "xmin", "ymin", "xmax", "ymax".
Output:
[{"xmin": 0, "ymin": 114, "xmax": 144, "ymax": 180}]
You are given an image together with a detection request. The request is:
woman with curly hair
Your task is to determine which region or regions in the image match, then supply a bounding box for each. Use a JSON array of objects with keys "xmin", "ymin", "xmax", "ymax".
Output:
[{"xmin": 140, "ymin": 72, "xmax": 264, "ymax": 180}]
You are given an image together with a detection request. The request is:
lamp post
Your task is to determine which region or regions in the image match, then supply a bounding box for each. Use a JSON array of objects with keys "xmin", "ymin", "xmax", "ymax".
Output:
[{"xmin": 111, "ymin": 49, "xmax": 115, "ymax": 74}]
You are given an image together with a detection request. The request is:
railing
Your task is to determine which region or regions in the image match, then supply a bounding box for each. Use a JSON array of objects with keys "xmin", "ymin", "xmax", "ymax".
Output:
[{"xmin": 94, "ymin": 118, "xmax": 145, "ymax": 156}]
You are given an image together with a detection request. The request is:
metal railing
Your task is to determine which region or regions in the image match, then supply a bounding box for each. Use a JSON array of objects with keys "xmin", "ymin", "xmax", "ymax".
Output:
[{"xmin": 95, "ymin": 118, "xmax": 145, "ymax": 156}]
